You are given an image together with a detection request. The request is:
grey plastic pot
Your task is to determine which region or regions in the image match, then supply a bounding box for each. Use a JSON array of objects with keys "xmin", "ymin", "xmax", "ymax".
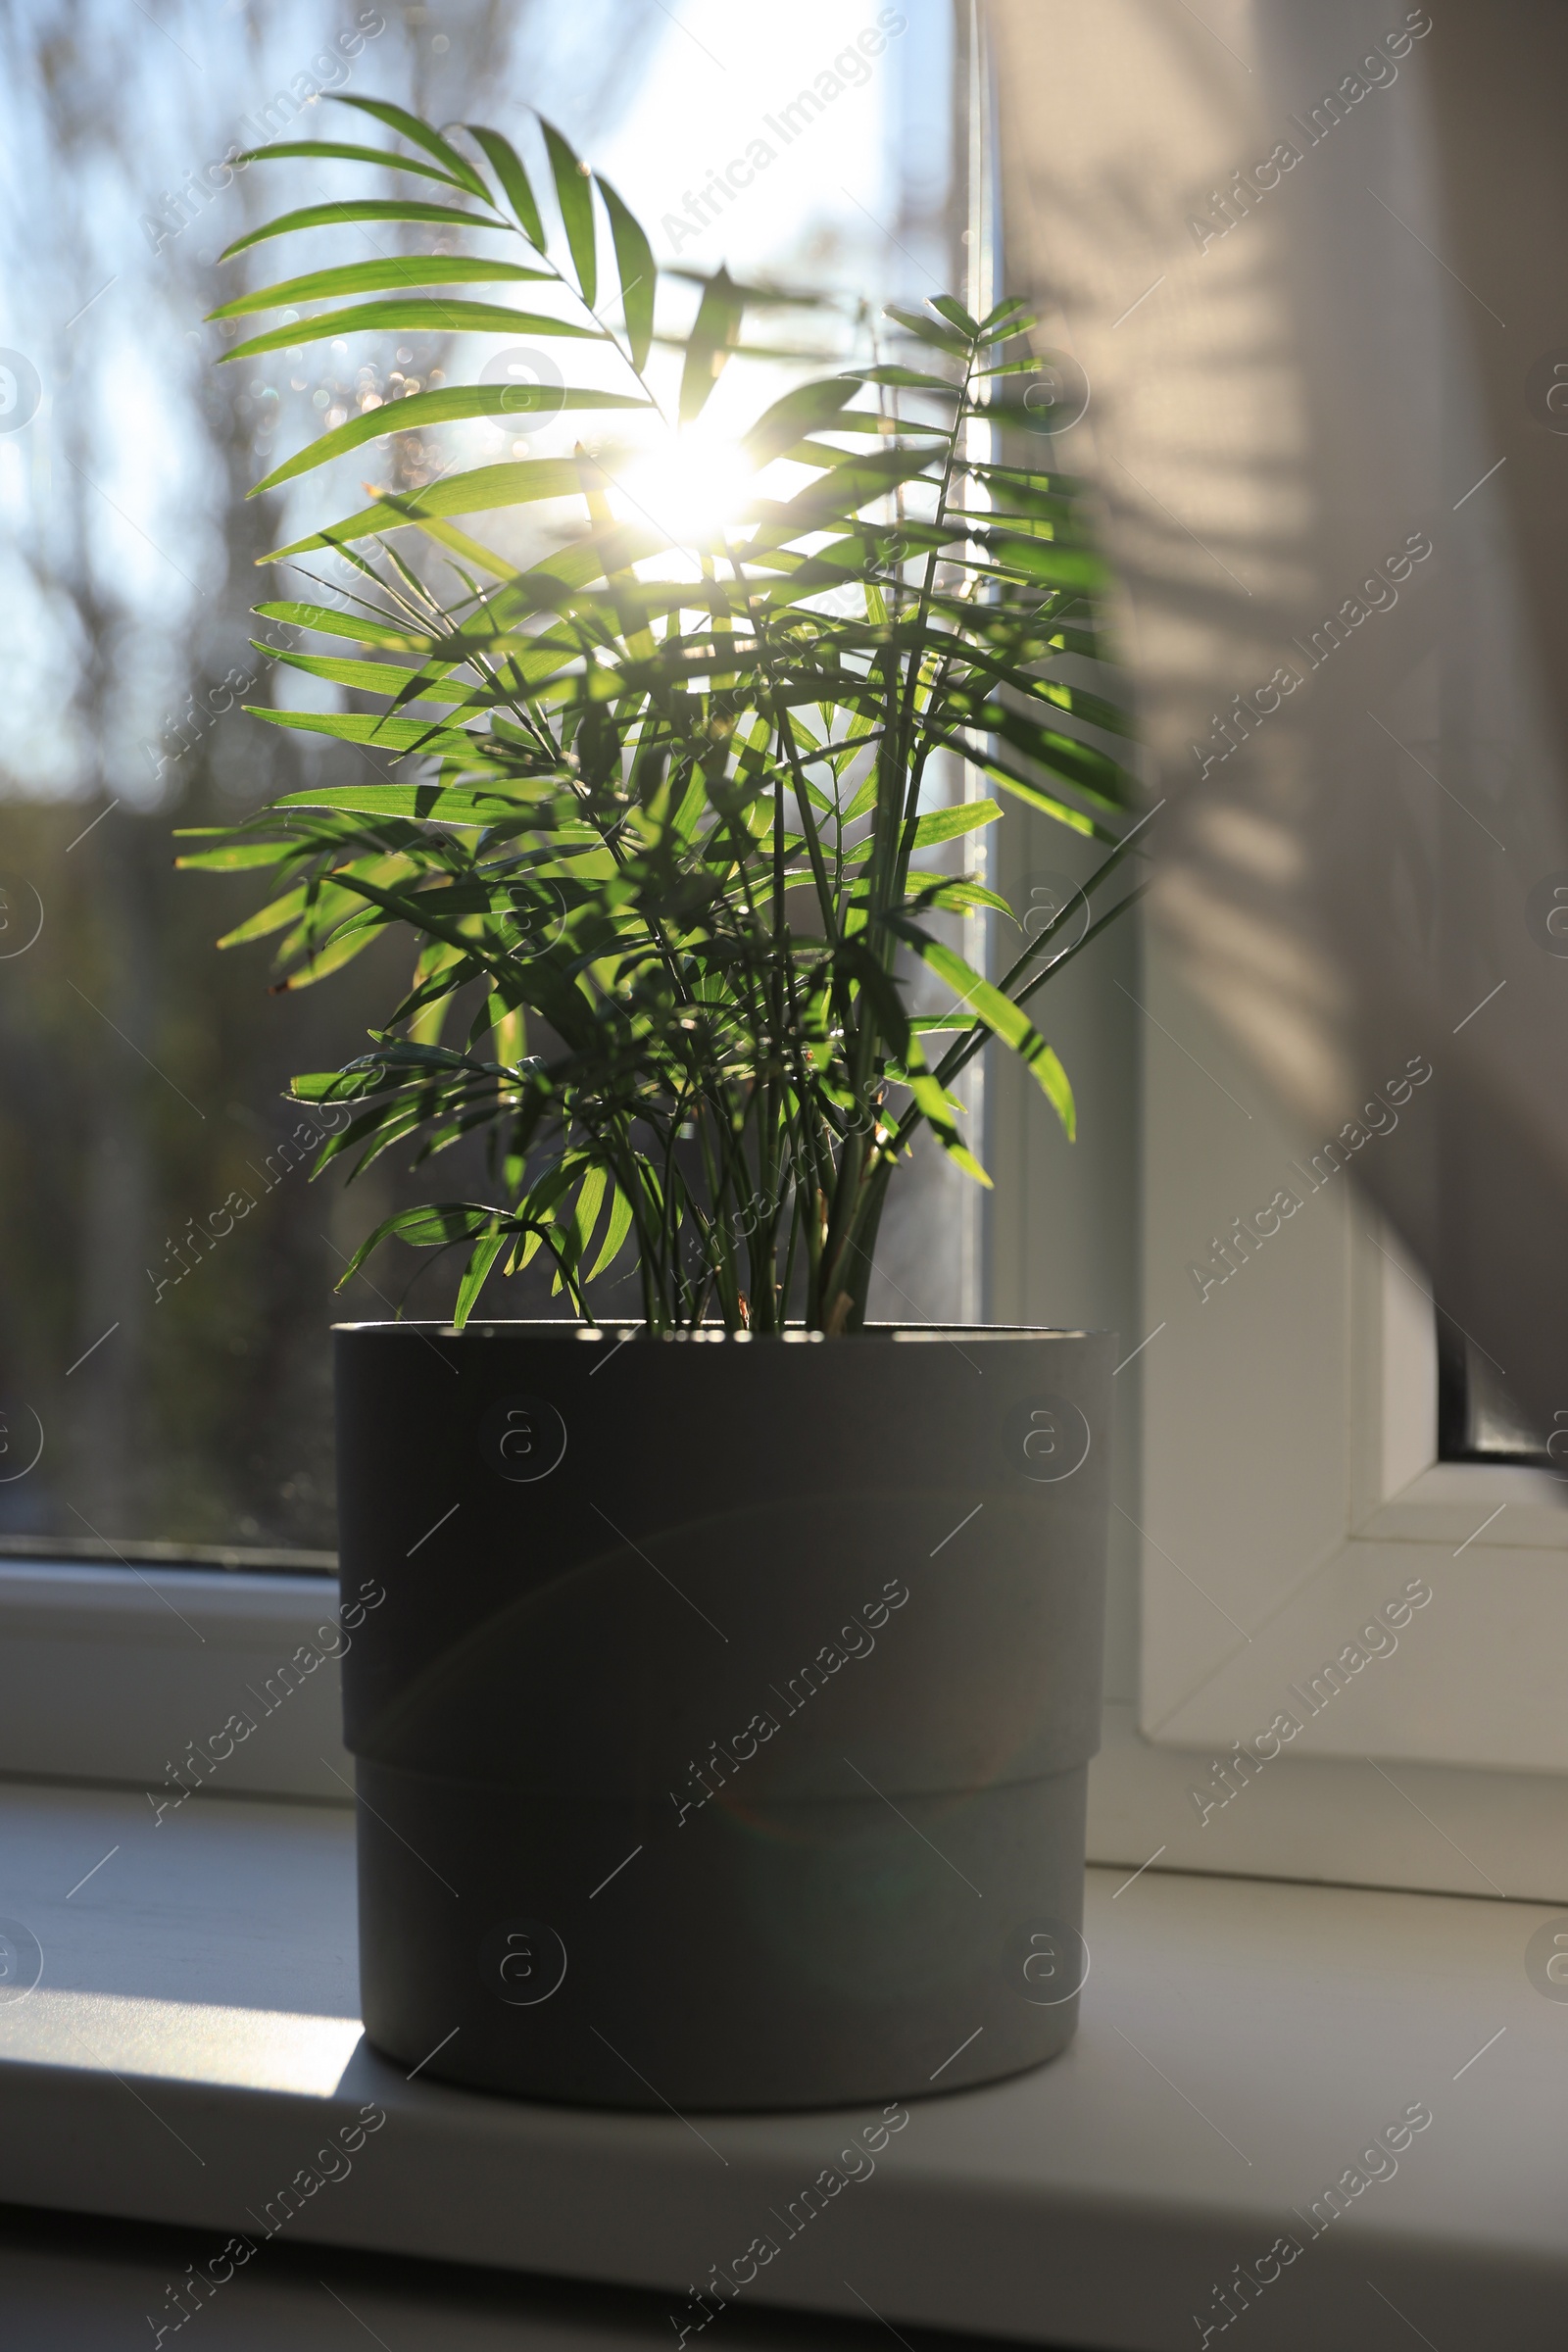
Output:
[{"xmin": 335, "ymin": 1322, "xmax": 1112, "ymax": 2112}]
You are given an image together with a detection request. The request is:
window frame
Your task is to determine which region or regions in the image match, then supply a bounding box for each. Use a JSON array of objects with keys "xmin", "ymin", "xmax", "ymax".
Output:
[
  {"xmin": 0, "ymin": 1559, "xmax": 354, "ymax": 1804},
  {"xmin": 1072, "ymin": 925, "xmax": 1568, "ymax": 1904}
]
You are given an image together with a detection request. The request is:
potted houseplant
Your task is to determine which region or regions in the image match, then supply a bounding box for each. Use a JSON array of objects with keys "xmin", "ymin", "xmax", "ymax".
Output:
[{"xmin": 182, "ymin": 95, "xmax": 1148, "ymax": 2110}]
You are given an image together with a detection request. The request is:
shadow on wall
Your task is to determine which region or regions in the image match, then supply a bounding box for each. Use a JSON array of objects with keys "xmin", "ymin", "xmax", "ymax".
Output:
[{"xmin": 990, "ymin": 0, "xmax": 1568, "ymax": 1430}]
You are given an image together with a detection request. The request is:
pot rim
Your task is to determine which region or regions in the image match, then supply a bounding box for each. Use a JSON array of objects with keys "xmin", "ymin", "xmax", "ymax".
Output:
[{"xmin": 331, "ymin": 1319, "xmax": 1107, "ymax": 1342}]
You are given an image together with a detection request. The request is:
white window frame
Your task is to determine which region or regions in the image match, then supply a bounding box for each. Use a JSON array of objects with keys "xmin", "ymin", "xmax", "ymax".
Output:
[
  {"xmin": 0, "ymin": 1561, "xmax": 353, "ymax": 1804},
  {"xmin": 1081, "ymin": 927, "xmax": 1568, "ymax": 1904}
]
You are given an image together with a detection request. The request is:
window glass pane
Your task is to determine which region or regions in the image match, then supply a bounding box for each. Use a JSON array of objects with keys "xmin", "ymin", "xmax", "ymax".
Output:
[{"xmin": 0, "ymin": 0, "xmax": 956, "ymax": 1560}]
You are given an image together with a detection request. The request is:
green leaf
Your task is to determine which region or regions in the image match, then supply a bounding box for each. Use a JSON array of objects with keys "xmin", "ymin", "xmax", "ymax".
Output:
[
  {"xmin": 680, "ymin": 266, "xmax": 745, "ymax": 425},
  {"xmin": 249, "ymin": 383, "xmax": 653, "ymax": 497},
  {"xmin": 454, "ymin": 1222, "xmax": 509, "ymax": 1326},
  {"xmin": 596, "ymin": 174, "xmax": 656, "ymax": 371},
  {"xmin": 984, "ymin": 534, "xmax": 1107, "ymax": 593},
  {"xmin": 883, "ymin": 304, "xmax": 970, "ymax": 359},
  {"xmin": 174, "ymin": 841, "xmax": 290, "ymax": 872},
  {"xmin": 942, "ymin": 685, "xmax": 1136, "ymax": 809},
  {"xmin": 898, "ymin": 1048, "xmax": 991, "ymax": 1186},
  {"xmin": 540, "ymin": 117, "xmax": 597, "ymax": 307},
  {"xmin": 466, "ymin": 124, "xmax": 546, "ymax": 248},
  {"xmin": 968, "ymin": 459, "xmax": 1091, "ymax": 500},
  {"xmin": 339, "ymin": 1200, "xmax": 499, "ymax": 1286},
  {"xmin": 275, "ymin": 919, "xmax": 391, "ymax": 991},
  {"xmin": 263, "ymin": 459, "xmax": 584, "ymax": 559},
  {"xmin": 291, "ymin": 1065, "xmax": 389, "ymax": 1104},
  {"xmin": 219, "ymin": 200, "xmax": 488, "ymax": 263},
  {"xmin": 233, "ymin": 140, "xmax": 472, "ymax": 191},
  {"xmin": 906, "ymin": 876, "xmax": 1015, "ymax": 917},
  {"xmin": 741, "ymin": 377, "xmax": 858, "ymax": 469},
  {"xmin": 224, "ymin": 298, "xmax": 606, "ymax": 364},
  {"xmin": 743, "ymin": 448, "xmax": 938, "ymax": 553},
  {"xmin": 366, "ymin": 507, "xmax": 514, "ymax": 582},
  {"xmin": 273, "ymin": 783, "xmax": 556, "ymax": 820},
  {"xmin": 897, "ymin": 927, "xmax": 1076, "ymax": 1139},
  {"xmin": 928, "ymin": 294, "xmax": 980, "ymax": 339},
  {"xmin": 254, "ymin": 601, "xmax": 434, "ymax": 653},
  {"xmin": 566, "ymin": 1164, "xmax": 609, "ymax": 1265},
  {"xmin": 842, "ymin": 366, "xmax": 958, "ymax": 392},
  {"xmin": 588, "ymin": 1180, "xmax": 634, "ymax": 1278},
  {"xmin": 934, "ymin": 736, "xmax": 1113, "ymax": 842},
  {"xmin": 842, "ymin": 771, "xmax": 880, "ymax": 822},
  {"xmin": 243, "ymin": 705, "xmax": 478, "ymax": 758},
  {"xmin": 979, "ymin": 308, "xmax": 1039, "ymax": 345},
  {"xmin": 329, "ymin": 94, "xmax": 495, "ymax": 204},
  {"xmin": 255, "ymin": 644, "xmax": 452, "ymax": 701},
  {"xmin": 909, "ymin": 798, "xmax": 1003, "ymax": 848},
  {"xmin": 216, "ymin": 883, "xmax": 312, "ymax": 949},
  {"xmin": 208, "ymin": 256, "xmax": 553, "ymax": 320}
]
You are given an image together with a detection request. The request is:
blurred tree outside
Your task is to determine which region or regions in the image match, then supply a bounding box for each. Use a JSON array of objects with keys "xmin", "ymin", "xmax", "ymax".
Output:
[{"xmin": 0, "ymin": 0, "xmax": 662, "ymax": 1556}]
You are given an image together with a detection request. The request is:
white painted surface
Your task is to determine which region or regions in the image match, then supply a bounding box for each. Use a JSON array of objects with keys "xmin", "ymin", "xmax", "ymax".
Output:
[
  {"xmin": 1085, "ymin": 934, "xmax": 1568, "ymax": 1903},
  {"xmin": 0, "ymin": 2205, "xmax": 926, "ymax": 2350},
  {"xmin": 0, "ymin": 1563, "xmax": 353, "ymax": 1801},
  {"xmin": 1, "ymin": 1779, "xmax": 1563, "ymax": 2348}
]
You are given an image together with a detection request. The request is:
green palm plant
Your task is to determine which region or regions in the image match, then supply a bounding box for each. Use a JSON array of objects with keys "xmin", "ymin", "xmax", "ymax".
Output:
[{"xmin": 179, "ymin": 94, "xmax": 1149, "ymax": 1335}]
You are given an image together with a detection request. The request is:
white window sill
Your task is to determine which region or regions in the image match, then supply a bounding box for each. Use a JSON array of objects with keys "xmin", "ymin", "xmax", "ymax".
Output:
[
  {"xmin": 3, "ymin": 1779, "xmax": 1562, "ymax": 2349},
  {"xmin": 1358, "ymin": 1457, "xmax": 1568, "ymax": 1547}
]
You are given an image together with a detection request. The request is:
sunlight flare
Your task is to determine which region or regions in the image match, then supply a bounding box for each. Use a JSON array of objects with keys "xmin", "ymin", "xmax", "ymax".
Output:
[{"xmin": 612, "ymin": 428, "xmax": 757, "ymax": 552}]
